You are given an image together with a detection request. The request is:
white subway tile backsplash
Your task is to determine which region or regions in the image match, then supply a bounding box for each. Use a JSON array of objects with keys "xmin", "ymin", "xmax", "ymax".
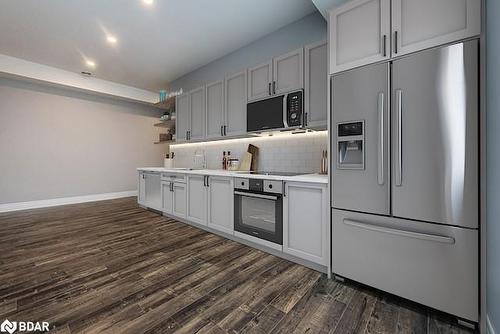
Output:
[{"xmin": 170, "ymin": 131, "xmax": 328, "ymax": 173}]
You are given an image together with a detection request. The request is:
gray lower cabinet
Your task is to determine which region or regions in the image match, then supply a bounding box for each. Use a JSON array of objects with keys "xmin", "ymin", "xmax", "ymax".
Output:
[
  {"xmin": 138, "ymin": 172, "xmax": 146, "ymax": 205},
  {"xmin": 304, "ymin": 40, "xmax": 327, "ymax": 129},
  {"xmin": 176, "ymin": 92, "xmax": 190, "ymax": 141},
  {"xmin": 139, "ymin": 172, "xmax": 161, "ymax": 211},
  {"xmin": 207, "ymin": 176, "xmax": 234, "ymax": 235},
  {"xmin": 283, "ymin": 182, "xmax": 328, "ymax": 265},
  {"xmin": 172, "ymin": 182, "xmax": 187, "ymax": 218},
  {"xmin": 224, "ymin": 71, "xmax": 247, "ymax": 136},
  {"xmin": 205, "ymin": 80, "xmax": 225, "ymax": 139},
  {"xmin": 161, "ymin": 181, "xmax": 173, "ymax": 214},
  {"xmin": 186, "ymin": 175, "xmax": 208, "ymax": 225}
]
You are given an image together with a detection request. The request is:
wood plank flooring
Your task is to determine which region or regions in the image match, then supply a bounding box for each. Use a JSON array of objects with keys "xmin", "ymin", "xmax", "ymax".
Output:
[{"xmin": 0, "ymin": 197, "xmax": 475, "ymax": 333}]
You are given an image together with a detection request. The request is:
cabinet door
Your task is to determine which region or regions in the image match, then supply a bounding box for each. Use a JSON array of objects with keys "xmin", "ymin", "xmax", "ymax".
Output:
[
  {"xmin": 176, "ymin": 93, "xmax": 190, "ymax": 141},
  {"xmin": 189, "ymin": 86, "xmax": 206, "ymax": 140},
  {"xmin": 247, "ymin": 61, "xmax": 272, "ymax": 101},
  {"xmin": 273, "ymin": 48, "xmax": 303, "ymax": 95},
  {"xmin": 172, "ymin": 182, "xmax": 187, "ymax": 218},
  {"xmin": 161, "ymin": 181, "xmax": 173, "ymax": 214},
  {"xmin": 224, "ymin": 71, "xmax": 247, "ymax": 136},
  {"xmin": 187, "ymin": 175, "xmax": 208, "ymax": 225},
  {"xmin": 304, "ymin": 41, "xmax": 327, "ymax": 129},
  {"xmin": 207, "ymin": 176, "xmax": 234, "ymax": 234},
  {"xmin": 329, "ymin": 0, "xmax": 390, "ymax": 74},
  {"xmin": 283, "ymin": 183, "xmax": 328, "ymax": 265},
  {"xmin": 138, "ymin": 172, "xmax": 146, "ymax": 205},
  {"xmin": 205, "ymin": 80, "xmax": 225, "ymax": 139},
  {"xmin": 144, "ymin": 172, "xmax": 161, "ymax": 211},
  {"xmin": 392, "ymin": 0, "xmax": 480, "ymax": 57}
]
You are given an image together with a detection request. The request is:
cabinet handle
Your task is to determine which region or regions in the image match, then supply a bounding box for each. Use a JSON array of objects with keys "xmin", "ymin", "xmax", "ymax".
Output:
[
  {"xmin": 383, "ymin": 34, "xmax": 387, "ymax": 57},
  {"xmin": 394, "ymin": 31, "xmax": 398, "ymax": 54},
  {"xmin": 304, "ymin": 112, "xmax": 308, "ymax": 126},
  {"xmin": 283, "ymin": 181, "xmax": 286, "ymax": 197},
  {"xmin": 221, "ymin": 125, "xmax": 223, "ymax": 136},
  {"xmin": 268, "ymin": 82, "xmax": 272, "ymax": 95},
  {"xmin": 206, "ymin": 176, "xmax": 210, "ymax": 187},
  {"xmin": 272, "ymin": 81, "xmax": 276, "ymax": 95},
  {"xmin": 223, "ymin": 125, "xmax": 227, "ymax": 136}
]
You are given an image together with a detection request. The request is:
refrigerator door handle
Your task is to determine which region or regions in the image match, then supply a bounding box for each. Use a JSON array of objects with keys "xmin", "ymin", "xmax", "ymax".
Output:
[
  {"xmin": 395, "ymin": 89, "xmax": 403, "ymax": 186},
  {"xmin": 378, "ymin": 92, "xmax": 385, "ymax": 185},
  {"xmin": 343, "ymin": 219, "xmax": 455, "ymax": 244}
]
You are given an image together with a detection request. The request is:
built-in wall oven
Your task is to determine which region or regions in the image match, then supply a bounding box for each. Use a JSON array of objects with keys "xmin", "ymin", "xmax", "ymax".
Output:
[{"xmin": 234, "ymin": 178, "xmax": 283, "ymax": 245}]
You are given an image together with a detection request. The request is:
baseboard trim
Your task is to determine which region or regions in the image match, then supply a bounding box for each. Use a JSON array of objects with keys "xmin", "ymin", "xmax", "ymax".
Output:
[
  {"xmin": 0, "ymin": 191, "xmax": 137, "ymax": 213},
  {"xmin": 488, "ymin": 315, "xmax": 497, "ymax": 334}
]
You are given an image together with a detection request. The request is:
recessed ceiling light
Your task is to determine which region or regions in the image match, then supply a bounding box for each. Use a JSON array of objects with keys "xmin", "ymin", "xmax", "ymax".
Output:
[
  {"xmin": 86, "ymin": 60, "xmax": 96, "ymax": 68},
  {"xmin": 142, "ymin": 0, "xmax": 153, "ymax": 5},
  {"xmin": 106, "ymin": 35, "xmax": 117, "ymax": 44}
]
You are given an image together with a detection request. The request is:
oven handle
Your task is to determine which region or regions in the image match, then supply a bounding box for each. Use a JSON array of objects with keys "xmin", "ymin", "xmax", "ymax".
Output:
[{"xmin": 234, "ymin": 191, "xmax": 278, "ymax": 201}]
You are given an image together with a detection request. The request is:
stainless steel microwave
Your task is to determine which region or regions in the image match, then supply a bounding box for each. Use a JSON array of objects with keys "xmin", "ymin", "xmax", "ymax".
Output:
[{"xmin": 246, "ymin": 90, "xmax": 304, "ymax": 133}]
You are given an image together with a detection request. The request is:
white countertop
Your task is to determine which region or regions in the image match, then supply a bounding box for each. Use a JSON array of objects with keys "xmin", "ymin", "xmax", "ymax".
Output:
[{"xmin": 137, "ymin": 167, "xmax": 328, "ymax": 184}]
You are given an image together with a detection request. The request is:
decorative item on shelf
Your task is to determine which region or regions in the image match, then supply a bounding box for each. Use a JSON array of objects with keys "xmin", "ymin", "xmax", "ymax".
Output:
[
  {"xmin": 159, "ymin": 133, "xmax": 172, "ymax": 141},
  {"xmin": 170, "ymin": 110, "xmax": 176, "ymax": 121},
  {"xmin": 320, "ymin": 150, "xmax": 328, "ymax": 175},
  {"xmin": 160, "ymin": 113, "xmax": 171, "ymax": 122},
  {"xmin": 159, "ymin": 90, "xmax": 167, "ymax": 102},
  {"xmin": 164, "ymin": 152, "xmax": 174, "ymax": 168}
]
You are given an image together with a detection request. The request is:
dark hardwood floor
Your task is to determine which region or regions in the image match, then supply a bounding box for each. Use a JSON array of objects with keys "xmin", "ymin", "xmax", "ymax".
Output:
[{"xmin": 0, "ymin": 197, "xmax": 474, "ymax": 333}]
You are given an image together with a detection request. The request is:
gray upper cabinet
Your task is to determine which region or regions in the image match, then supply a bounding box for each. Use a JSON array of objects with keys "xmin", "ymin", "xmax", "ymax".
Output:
[
  {"xmin": 304, "ymin": 40, "xmax": 327, "ymax": 129},
  {"xmin": 224, "ymin": 71, "xmax": 247, "ymax": 136},
  {"xmin": 176, "ymin": 92, "xmax": 190, "ymax": 141},
  {"xmin": 205, "ymin": 80, "xmax": 225, "ymax": 139},
  {"xmin": 273, "ymin": 48, "xmax": 304, "ymax": 95},
  {"xmin": 392, "ymin": 0, "xmax": 480, "ymax": 57},
  {"xmin": 189, "ymin": 86, "xmax": 206, "ymax": 140},
  {"xmin": 329, "ymin": 0, "xmax": 390, "ymax": 74},
  {"xmin": 329, "ymin": 0, "xmax": 481, "ymax": 74},
  {"xmin": 247, "ymin": 61, "xmax": 272, "ymax": 101}
]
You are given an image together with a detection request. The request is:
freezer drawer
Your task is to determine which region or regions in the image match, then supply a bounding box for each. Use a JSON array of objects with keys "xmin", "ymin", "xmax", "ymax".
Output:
[{"xmin": 331, "ymin": 209, "xmax": 478, "ymax": 322}]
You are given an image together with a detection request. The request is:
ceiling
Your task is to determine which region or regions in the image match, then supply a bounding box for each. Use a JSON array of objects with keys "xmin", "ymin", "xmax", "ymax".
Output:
[{"xmin": 0, "ymin": 0, "xmax": 317, "ymax": 92}]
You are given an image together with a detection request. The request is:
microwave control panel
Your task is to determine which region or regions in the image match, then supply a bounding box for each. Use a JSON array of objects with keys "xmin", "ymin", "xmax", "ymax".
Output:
[{"xmin": 287, "ymin": 91, "xmax": 303, "ymax": 127}]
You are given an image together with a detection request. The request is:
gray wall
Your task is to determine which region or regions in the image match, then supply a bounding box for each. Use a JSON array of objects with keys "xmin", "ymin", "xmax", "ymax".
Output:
[
  {"xmin": 170, "ymin": 11, "xmax": 327, "ymax": 91},
  {"xmin": 0, "ymin": 77, "xmax": 165, "ymax": 204},
  {"xmin": 487, "ymin": 0, "xmax": 500, "ymax": 331}
]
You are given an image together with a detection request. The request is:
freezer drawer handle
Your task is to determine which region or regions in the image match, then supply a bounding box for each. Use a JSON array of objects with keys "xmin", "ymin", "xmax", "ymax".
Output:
[
  {"xmin": 378, "ymin": 92, "xmax": 385, "ymax": 185},
  {"xmin": 343, "ymin": 219, "xmax": 455, "ymax": 244}
]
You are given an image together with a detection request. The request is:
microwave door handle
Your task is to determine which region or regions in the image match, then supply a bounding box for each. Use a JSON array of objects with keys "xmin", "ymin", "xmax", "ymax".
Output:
[
  {"xmin": 283, "ymin": 94, "xmax": 289, "ymax": 128},
  {"xmin": 234, "ymin": 191, "xmax": 278, "ymax": 201}
]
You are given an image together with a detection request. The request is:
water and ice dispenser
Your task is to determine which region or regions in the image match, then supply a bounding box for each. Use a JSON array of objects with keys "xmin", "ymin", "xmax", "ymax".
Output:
[{"xmin": 336, "ymin": 121, "xmax": 365, "ymax": 170}]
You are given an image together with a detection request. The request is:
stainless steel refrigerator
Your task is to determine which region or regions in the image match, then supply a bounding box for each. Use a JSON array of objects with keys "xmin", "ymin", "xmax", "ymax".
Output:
[{"xmin": 331, "ymin": 40, "xmax": 479, "ymax": 322}]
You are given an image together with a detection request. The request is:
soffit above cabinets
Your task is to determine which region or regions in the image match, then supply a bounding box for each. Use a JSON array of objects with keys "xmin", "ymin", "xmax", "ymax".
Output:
[{"xmin": 0, "ymin": 0, "xmax": 316, "ymax": 92}]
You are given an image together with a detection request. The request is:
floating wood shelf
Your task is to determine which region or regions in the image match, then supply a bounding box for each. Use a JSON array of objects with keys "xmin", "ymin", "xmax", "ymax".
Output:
[
  {"xmin": 154, "ymin": 120, "xmax": 175, "ymax": 128},
  {"xmin": 154, "ymin": 140, "xmax": 174, "ymax": 144},
  {"xmin": 153, "ymin": 96, "xmax": 175, "ymax": 110}
]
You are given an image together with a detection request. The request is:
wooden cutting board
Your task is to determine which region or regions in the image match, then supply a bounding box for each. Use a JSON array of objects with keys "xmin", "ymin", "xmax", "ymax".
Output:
[{"xmin": 247, "ymin": 144, "xmax": 259, "ymax": 171}]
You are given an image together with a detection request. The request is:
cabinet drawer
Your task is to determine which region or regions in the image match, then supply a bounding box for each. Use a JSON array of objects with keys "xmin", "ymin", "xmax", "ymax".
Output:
[
  {"xmin": 161, "ymin": 173, "xmax": 186, "ymax": 183},
  {"xmin": 331, "ymin": 209, "xmax": 478, "ymax": 321}
]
